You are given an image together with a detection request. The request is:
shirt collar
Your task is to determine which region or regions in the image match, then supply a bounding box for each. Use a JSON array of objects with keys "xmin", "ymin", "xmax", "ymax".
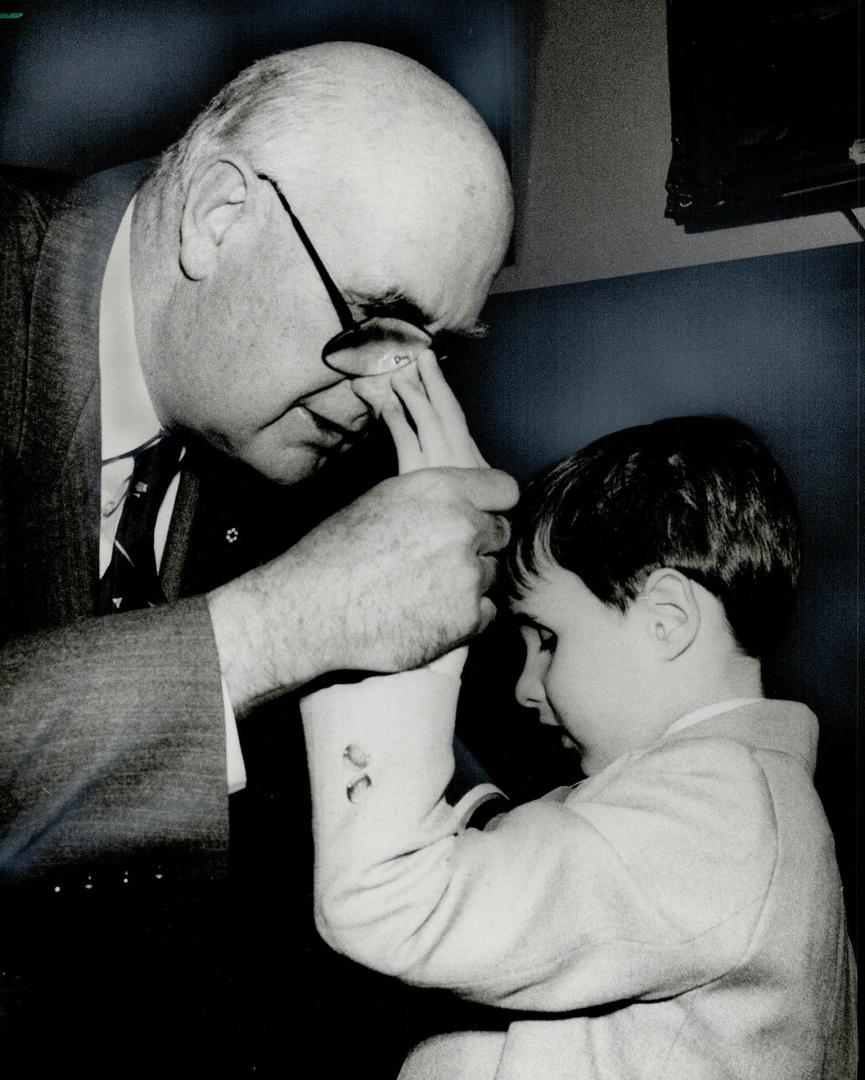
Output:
[
  {"xmin": 99, "ymin": 195, "xmax": 163, "ymax": 463},
  {"xmin": 662, "ymin": 698, "xmax": 764, "ymax": 739}
]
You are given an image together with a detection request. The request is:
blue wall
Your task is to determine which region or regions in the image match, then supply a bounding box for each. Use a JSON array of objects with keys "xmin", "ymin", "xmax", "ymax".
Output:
[{"xmin": 0, "ymin": 0, "xmax": 526, "ymax": 177}]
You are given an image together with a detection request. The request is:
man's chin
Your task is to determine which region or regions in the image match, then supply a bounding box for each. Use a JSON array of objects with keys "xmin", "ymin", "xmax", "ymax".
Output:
[{"xmin": 236, "ymin": 443, "xmax": 331, "ymax": 486}]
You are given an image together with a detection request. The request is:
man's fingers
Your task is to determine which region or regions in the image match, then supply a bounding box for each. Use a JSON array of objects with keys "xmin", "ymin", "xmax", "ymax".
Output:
[
  {"xmin": 444, "ymin": 467, "xmax": 519, "ymax": 512},
  {"xmin": 477, "ymin": 552, "xmax": 500, "ymax": 593},
  {"xmin": 476, "ymin": 594, "xmax": 498, "ymax": 635},
  {"xmin": 475, "ymin": 512, "xmax": 511, "ymax": 555}
]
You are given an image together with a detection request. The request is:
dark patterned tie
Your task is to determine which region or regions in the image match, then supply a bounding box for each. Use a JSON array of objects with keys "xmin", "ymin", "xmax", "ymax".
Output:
[{"xmin": 99, "ymin": 436, "xmax": 182, "ymax": 614}]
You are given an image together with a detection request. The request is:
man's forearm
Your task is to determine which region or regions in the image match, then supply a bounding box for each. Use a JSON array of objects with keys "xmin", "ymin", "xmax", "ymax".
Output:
[{"xmin": 207, "ymin": 554, "xmax": 325, "ymax": 716}]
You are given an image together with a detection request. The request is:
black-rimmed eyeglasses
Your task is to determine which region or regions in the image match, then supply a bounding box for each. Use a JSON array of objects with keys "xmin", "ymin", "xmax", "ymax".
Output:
[{"xmin": 257, "ymin": 173, "xmax": 433, "ymax": 379}]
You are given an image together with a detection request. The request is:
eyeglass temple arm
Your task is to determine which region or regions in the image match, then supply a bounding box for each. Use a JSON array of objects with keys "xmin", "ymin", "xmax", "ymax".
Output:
[{"xmin": 256, "ymin": 173, "xmax": 356, "ymax": 332}]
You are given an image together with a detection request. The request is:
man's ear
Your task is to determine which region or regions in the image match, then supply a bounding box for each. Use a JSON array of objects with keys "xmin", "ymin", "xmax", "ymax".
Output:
[
  {"xmin": 179, "ymin": 157, "xmax": 256, "ymax": 280},
  {"xmin": 636, "ymin": 568, "xmax": 700, "ymax": 660}
]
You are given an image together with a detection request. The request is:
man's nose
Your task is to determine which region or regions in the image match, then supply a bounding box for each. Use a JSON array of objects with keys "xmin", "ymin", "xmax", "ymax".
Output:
[
  {"xmin": 350, "ymin": 370, "xmax": 406, "ymax": 419},
  {"xmin": 325, "ymin": 380, "xmax": 374, "ymax": 432},
  {"xmin": 341, "ymin": 393, "xmax": 374, "ymax": 432}
]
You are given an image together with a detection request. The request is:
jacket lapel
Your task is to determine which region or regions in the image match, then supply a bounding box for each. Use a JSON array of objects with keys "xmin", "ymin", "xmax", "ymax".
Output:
[
  {"xmin": 14, "ymin": 162, "xmax": 152, "ymax": 630},
  {"xmin": 161, "ymin": 468, "xmax": 200, "ymax": 603}
]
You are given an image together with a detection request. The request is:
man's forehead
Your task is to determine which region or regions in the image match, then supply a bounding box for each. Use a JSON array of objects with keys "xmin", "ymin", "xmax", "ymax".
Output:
[
  {"xmin": 346, "ymin": 288, "xmax": 487, "ymax": 338},
  {"xmin": 284, "ymin": 81, "xmax": 512, "ymax": 319},
  {"xmin": 321, "ymin": 173, "xmax": 507, "ymax": 332}
]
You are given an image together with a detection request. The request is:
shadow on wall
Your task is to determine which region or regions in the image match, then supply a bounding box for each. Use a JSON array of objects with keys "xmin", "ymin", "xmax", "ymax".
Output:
[
  {"xmin": 0, "ymin": 0, "xmax": 527, "ymax": 177},
  {"xmin": 454, "ymin": 241, "xmax": 860, "ymax": 947}
]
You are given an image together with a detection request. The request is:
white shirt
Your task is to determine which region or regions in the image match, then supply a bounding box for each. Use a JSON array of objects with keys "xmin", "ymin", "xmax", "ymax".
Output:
[{"xmin": 98, "ymin": 197, "xmax": 245, "ymax": 794}]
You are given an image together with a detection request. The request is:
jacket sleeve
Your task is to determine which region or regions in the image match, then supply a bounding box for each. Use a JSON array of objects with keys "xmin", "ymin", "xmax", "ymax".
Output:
[
  {"xmin": 302, "ymin": 671, "xmax": 778, "ymax": 1014},
  {"xmin": 0, "ymin": 599, "xmax": 228, "ymax": 884}
]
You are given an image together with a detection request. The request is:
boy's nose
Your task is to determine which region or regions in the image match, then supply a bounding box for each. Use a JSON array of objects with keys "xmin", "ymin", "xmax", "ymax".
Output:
[{"xmin": 515, "ymin": 663, "xmax": 545, "ymax": 711}]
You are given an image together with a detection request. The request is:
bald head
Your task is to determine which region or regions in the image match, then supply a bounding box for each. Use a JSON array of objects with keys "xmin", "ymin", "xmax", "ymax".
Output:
[
  {"xmin": 134, "ymin": 44, "xmax": 511, "ymax": 483},
  {"xmin": 153, "ymin": 43, "xmax": 512, "ymax": 293}
]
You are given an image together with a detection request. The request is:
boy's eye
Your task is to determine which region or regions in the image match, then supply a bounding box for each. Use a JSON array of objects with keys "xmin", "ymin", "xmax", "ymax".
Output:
[{"xmin": 516, "ymin": 620, "xmax": 557, "ymax": 655}]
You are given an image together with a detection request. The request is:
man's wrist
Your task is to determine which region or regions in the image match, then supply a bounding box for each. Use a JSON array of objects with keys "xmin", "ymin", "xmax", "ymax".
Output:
[
  {"xmin": 207, "ymin": 553, "xmax": 346, "ymax": 713},
  {"xmin": 207, "ymin": 567, "xmax": 282, "ymax": 715}
]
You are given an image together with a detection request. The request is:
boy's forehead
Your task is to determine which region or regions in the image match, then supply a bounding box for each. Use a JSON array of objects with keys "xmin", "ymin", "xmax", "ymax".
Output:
[
  {"xmin": 507, "ymin": 546, "xmax": 558, "ymax": 612},
  {"xmin": 509, "ymin": 563, "xmax": 608, "ymax": 626},
  {"xmin": 506, "ymin": 566, "xmax": 543, "ymax": 611},
  {"xmin": 508, "ymin": 596, "xmax": 529, "ymax": 619},
  {"xmin": 507, "ymin": 566, "xmax": 561, "ymax": 619}
]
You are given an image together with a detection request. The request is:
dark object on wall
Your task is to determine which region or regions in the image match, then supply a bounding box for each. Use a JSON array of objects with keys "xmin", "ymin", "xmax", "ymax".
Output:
[{"xmin": 664, "ymin": 1, "xmax": 863, "ymax": 232}]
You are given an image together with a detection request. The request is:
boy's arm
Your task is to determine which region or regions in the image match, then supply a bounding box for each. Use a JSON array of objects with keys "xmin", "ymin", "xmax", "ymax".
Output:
[{"xmin": 303, "ymin": 672, "xmax": 777, "ymax": 1013}]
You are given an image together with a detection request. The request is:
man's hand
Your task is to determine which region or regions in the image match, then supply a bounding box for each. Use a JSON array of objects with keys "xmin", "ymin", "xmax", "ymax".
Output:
[{"xmin": 207, "ymin": 463, "xmax": 517, "ymax": 714}]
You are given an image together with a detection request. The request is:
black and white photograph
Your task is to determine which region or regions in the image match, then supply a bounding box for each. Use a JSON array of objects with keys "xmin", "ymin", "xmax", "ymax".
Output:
[{"xmin": 0, "ymin": 2, "xmax": 860, "ymax": 1076}]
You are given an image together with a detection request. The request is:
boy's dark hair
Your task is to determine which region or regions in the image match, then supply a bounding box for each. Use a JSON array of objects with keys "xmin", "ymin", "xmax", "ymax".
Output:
[{"xmin": 506, "ymin": 416, "xmax": 801, "ymax": 658}]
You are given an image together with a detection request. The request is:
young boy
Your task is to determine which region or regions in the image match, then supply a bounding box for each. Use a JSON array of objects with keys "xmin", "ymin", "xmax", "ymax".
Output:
[{"xmin": 302, "ymin": 415, "xmax": 857, "ymax": 1080}]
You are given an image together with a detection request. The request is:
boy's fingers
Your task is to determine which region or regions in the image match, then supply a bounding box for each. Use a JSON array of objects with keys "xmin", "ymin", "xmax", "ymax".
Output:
[
  {"xmin": 417, "ymin": 351, "xmax": 482, "ymax": 468},
  {"xmin": 469, "ymin": 437, "xmax": 490, "ymax": 469},
  {"xmin": 417, "ymin": 351, "xmax": 467, "ymax": 423},
  {"xmin": 381, "ymin": 400, "xmax": 422, "ymax": 472},
  {"xmin": 386, "ymin": 354, "xmax": 486, "ymax": 472},
  {"xmin": 392, "ymin": 372, "xmax": 451, "ymax": 463},
  {"xmin": 390, "ymin": 359, "xmax": 423, "ymax": 389},
  {"xmin": 418, "ymin": 352, "xmax": 475, "ymax": 449}
]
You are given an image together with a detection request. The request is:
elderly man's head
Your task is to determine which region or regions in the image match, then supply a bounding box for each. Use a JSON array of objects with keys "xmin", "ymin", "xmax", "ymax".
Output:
[{"xmin": 133, "ymin": 42, "xmax": 512, "ymax": 483}]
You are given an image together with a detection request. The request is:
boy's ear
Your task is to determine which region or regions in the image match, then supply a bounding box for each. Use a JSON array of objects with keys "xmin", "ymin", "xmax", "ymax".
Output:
[
  {"xmin": 635, "ymin": 568, "xmax": 700, "ymax": 660},
  {"xmin": 179, "ymin": 157, "xmax": 256, "ymax": 280}
]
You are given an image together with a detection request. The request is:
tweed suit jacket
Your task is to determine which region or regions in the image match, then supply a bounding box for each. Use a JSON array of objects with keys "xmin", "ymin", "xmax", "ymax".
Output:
[
  {"xmin": 0, "ymin": 161, "xmax": 232, "ymax": 882},
  {"xmin": 0, "ymin": 163, "xmax": 339, "ymax": 1071},
  {"xmin": 0, "ymin": 163, "xmax": 496, "ymax": 1075}
]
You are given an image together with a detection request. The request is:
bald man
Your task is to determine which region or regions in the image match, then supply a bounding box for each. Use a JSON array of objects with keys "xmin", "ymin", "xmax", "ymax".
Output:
[{"xmin": 0, "ymin": 43, "xmax": 514, "ymax": 1072}]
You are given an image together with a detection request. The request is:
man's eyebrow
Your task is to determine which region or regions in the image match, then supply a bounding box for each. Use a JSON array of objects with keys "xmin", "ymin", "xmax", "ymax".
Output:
[{"xmin": 347, "ymin": 289, "xmax": 488, "ymax": 339}]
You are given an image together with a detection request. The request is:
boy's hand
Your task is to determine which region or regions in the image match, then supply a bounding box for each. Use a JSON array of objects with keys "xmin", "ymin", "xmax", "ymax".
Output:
[
  {"xmin": 378, "ymin": 351, "xmax": 489, "ymax": 472},
  {"xmin": 377, "ymin": 350, "xmax": 490, "ymax": 675}
]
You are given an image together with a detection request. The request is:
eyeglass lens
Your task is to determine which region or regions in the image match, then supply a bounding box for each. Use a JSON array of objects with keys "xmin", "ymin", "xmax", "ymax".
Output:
[{"xmin": 322, "ymin": 318, "xmax": 433, "ymax": 378}]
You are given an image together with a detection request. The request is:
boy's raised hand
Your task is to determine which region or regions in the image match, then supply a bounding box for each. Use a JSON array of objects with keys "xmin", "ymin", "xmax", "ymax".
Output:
[
  {"xmin": 375, "ymin": 351, "xmax": 487, "ymax": 674},
  {"xmin": 378, "ymin": 351, "xmax": 489, "ymax": 473}
]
